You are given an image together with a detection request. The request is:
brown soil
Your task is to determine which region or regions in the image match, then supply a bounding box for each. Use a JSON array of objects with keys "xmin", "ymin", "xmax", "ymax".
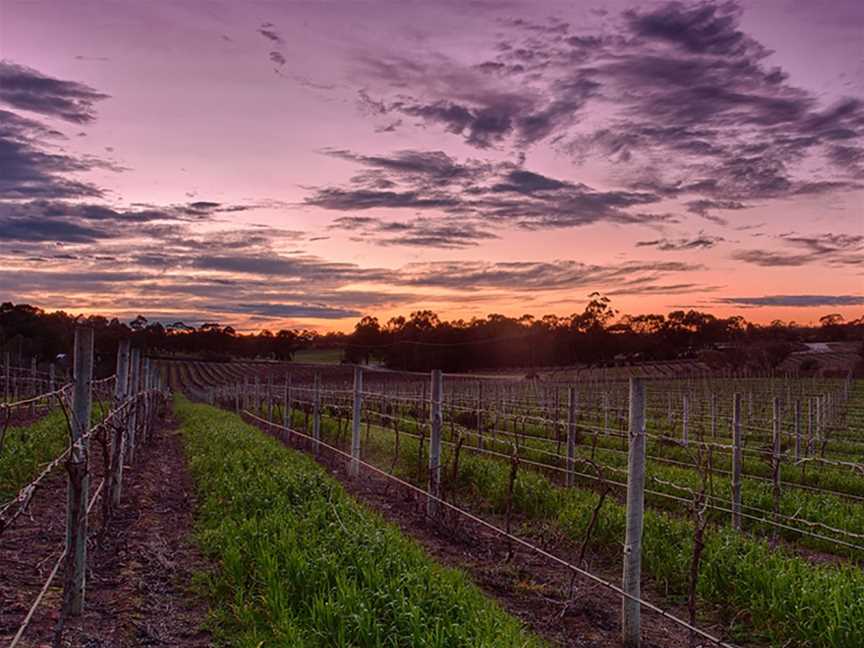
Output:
[
  {"xmin": 252, "ymin": 418, "xmax": 739, "ymax": 648},
  {"xmin": 0, "ymin": 412, "xmax": 210, "ymax": 647}
]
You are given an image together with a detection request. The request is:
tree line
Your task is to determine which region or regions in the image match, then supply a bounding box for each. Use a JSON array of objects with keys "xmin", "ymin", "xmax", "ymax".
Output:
[{"xmin": 1, "ymin": 298, "xmax": 862, "ymax": 374}]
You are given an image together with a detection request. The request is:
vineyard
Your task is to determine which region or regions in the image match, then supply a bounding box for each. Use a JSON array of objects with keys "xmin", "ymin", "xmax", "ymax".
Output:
[
  {"xmin": 162, "ymin": 356, "xmax": 862, "ymax": 647},
  {"xmin": 3, "ymin": 339, "xmax": 863, "ymax": 647}
]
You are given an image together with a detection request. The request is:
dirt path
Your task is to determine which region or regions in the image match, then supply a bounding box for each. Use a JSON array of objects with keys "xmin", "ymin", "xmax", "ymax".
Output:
[
  {"xmin": 0, "ymin": 412, "xmax": 210, "ymax": 647},
  {"xmin": 252, "ymin": 418, "xmax": 735, "ymax": 648}
]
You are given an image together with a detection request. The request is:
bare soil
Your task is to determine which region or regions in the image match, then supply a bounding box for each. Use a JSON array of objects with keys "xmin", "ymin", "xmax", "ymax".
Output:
[{"xmin": 0, "ymin": 412, "xmax": 210, "ymax": 647}]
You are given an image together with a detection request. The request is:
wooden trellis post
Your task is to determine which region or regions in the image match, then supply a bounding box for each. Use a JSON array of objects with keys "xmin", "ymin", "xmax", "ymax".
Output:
[
  {"xmin": 681, "ymin": 393, "xmax": 689, "ymax": 446},
  {"xmin": 771, "ymin": 397, "xmax": 782, "ymax": 544},
  {"xmin": 427, "ymin": 369, "xmax": 443, "ymax": 516},
  {"xmin": 566, "ymin": 386, "xmax": 578, "ymax": 487},
  {"xmin": 127, "ymin": 348, "xmax": 140, "ymax": 464},
  {"xmin": 313, "ymin": 373, "xmax": 321, "ymax": 456},
  {"xmin": 622, "ymin": 377, "xmax": 646, "ymax": 648},
  {"xmin": 109, "ymin": 340, "xmax": 131, "ymax": 508},
  {"xmin": 62, "ymin": 326, "xmax": 93, "ymax": 616},
  {"xmin": 731, "ymin": 393, "xmax": 743, "ymax": 530},
  {"xmin": 3, "ymin": 351, "xmax": 9, "ymax": 404},
  {"xmin": 349, "ymin": 367, "xmax": 363, "ymax": 477}
]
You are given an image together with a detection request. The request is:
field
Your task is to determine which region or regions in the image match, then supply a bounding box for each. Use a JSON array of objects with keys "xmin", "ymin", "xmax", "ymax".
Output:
[
  {"xmin": 290, "ymin": 347, "xmax": 345, "ymax": 364},
  {"xmin": 4, "ymin": 348, "xmax": 864, "ymax": 647},
  {"xmin": 155, "ymin": 356, "xmax": 864, "ymax": 648}
]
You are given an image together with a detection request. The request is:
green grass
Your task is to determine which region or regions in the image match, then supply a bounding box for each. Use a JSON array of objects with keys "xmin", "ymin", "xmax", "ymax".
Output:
[
  {"xmin": 273, "ymin": 402, "xmax": 864, "ymax": 648},
  {"xmin": 0, "ymin": 401, "xmax": 115, "ymax": 502},
  {"xmin": 0, "ymin": 409, "xmax": 70, "ymax": 500},
  {"xmin": 291, "ymin": 348, "xmax": 344, "ymax": 364},
  {"xmin": 175, "ymin": 396, "xmax": 546, "ymax": 648}
]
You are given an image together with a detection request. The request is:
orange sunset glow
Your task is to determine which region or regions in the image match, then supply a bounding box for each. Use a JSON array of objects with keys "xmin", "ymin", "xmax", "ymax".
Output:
[{"xmin": 1, "ymin": 1, "xmax": 862, "ymax": 331}]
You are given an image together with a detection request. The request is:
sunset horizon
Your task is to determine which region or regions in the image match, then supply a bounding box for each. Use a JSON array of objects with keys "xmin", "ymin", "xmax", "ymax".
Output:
[{"xmin": 2, "ymin": 0, "xmax": 862, "ymax": 332}]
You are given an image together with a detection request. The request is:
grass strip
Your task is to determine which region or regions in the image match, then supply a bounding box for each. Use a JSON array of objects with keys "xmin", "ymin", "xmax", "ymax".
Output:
[{"xmin": 175, "ymin": 396, "xmax": 546, "ymax": 648}]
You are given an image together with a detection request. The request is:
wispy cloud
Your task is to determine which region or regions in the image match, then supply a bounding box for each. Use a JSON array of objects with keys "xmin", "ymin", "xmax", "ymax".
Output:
[
  {"xmin": 717, "ymin": 295, "xmax": 864, "ymax": 307},
  {"xmin": 0, "ymin": 61, "xmax": 109, "ymax": 123}
]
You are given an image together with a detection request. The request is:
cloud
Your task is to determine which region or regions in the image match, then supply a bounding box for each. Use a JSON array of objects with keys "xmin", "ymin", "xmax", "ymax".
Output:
[
  {"xmin": 625, "ymin": 2, "xmax": 755, "ymax": 57},
  {"xmin": 349, "ymin": 2, "xmax": 864, "ymax": 210},
  {"xmin": 716, "ymin": 295, "xmax": 864, "ymax": 307},
  {"xmin": 270, "ymin": 51, "xmax": 286, "ymax": 66},
  {"xmin": 305, "ymin": 149, "xmax": 668, "ymax": 230},
  {"xmin": 685, "ymin": 198, "xmax": 747, "ymax": 224},
  {"xmin": 636, "ymin": 233, "xmax": 724, "ymax": 251},
  {"xmin": 733, "ymin": 232, "xmax": 864, "ymax": 267},
  {"xmin": 330, "ymin": 215, "xmax": 497, "ymax": 248},
  {"xmin": 0, "ymin": 200, "xmax": 245, "ymax": 243},
  {"xmin": 402, "ymin": 259, "xmax": 699, "ymax": 291},
  {"xmin": 0, "ymin": 110, "xmax": 106, "ymax": 199},
  {"xmin": 354, "ymin": 53, "xmax": 598, "ymax": 149},
  {"xmin": 257, "ymin": 23, "xmax": 283, "ymax": 45},
  {"xmin": 219, "ymin": 303, "xmax": 362, "ymax": 319},
  {"xmin": 0, "ymin": 61, "xmax": 109, "ymax": 123}
]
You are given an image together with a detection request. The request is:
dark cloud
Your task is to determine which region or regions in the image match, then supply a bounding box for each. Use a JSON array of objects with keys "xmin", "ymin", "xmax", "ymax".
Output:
[
  {"xmin": 306, "ymin": 149, "xmax": 667, "ymax": 230},
  {"xmin": 731, "ymin": 250, "xmax": 816, "ymax": 267},
  {"xmin": 257, "ymin": 23, "xmax": 283, "ymax": 45},
  {"xmin": 733, "ymin": 232, "xmax": 864, "ymax": 267},
  {"xmin": 685, "ymin": 199, "xmax": 747, "ymax": 224},
  {"xmin": 716, "ymin": 295, "xmax": 864, "ymax": 307},
  {"xmin": 331, "ymin": 215, "xmax": 497, "ymax": 248},
  {"xmin": 305, "ymin": 187, "xmax": 460, "ymax": 211},
  {"xmin": 218, "ymin": 303, "xmax": 361, "ymax": 319},
  {"xmin": 636, "ymin": 233, "xmax": 724, "ymax": 251},
  {"xmin": 355, "ymin": 53, "xmax": 598, "ymax": 149},
  {"xmin": 351, "ymin": 2, "xmax": 864, "ymax": 209},
  {"xmin": 0, "ymin": 110, "xmax": 105, "ymax": 199},
  {"xmin": 0, "ymin": 199, "xmax": 278, "ymax": 244},
  {"xmin": 0, "ymin": 61, "xmax": 109, "ymax": 123},
  {"xmin": 780, "ymin": 232, "xmax": 864, "ymax": 254},
  {"xmin": 402, "ymin": 259, "xmax": 699, "ymax": 291},
  {"xmin": 625, "ymin": 2, "xmax": 756, "ymax": 57},
  {"xmin": 607, "ymin": 282, "xmax": 716, "ymax": 296},
  {"xmin": 269, "ymin": 51, "xmax": 286, "ymax": 66}
]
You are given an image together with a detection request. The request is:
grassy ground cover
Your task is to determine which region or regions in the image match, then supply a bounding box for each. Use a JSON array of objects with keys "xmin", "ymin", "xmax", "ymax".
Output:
[
  {"xmin": 270, "ymin": 400, "xmax": 864, "ymax": 648},
  {"xmin": 0, "ymin": 409, "xmax": 70, "ymax": 501},
  {"xmin": 175, "ymin": 396, "xmax": 546, "ymax": 648}
]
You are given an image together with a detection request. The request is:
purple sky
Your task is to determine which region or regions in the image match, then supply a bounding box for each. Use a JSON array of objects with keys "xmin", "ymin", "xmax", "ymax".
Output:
[{"xmin": 1, "ymin": 0, "xmax": 862, "ymax": 331}]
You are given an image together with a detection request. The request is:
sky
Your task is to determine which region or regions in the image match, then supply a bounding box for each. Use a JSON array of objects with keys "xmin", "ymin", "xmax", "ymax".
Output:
[{"xmin": 0, "ymin": 0, "xmax": 862, "ymax": 332}]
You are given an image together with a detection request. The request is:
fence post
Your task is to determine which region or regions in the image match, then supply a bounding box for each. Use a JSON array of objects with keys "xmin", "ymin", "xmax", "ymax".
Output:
[
  {"xmin": 49, "ymin": 362, "xmax": 56, "ymax": 393},
  {"xmin": 622, "ymin": 377, "xmax": 646, "ymax": 648},
  {"xmin": 794, "ymin": 398, "xmax": 802, "ymax": 462},
  {"xmin": 710, "ymin": 392, "xmax": 718, "ymax": 438},
  {"xmin": 267, "ymin": 374, "xmax": 274, "ymax": 423},
  {"xmin": 109, "ymin": 340, "xmax": 130, "ymax": 508},
  {"xmin": 565, "ymin": 386, "xmax": 578, "ymax": 487},
  {"xmin": 3, "ymin": 351, "xmax": 9, "ymax": 404},
  {"xmin": 476, "ymin": 380, "xmax": 483, "ymax": 450},
  {"xmin": 141, "ymin": 357, "xmax": 151, "ymax": 443},
  {"xmin": 771, "ymin": 396, "xmax": 781, "ymax": 544},
  {"xmin": 313, "ymin": 373, "xmax": 321, "ymax": 456},
  {"xmin": 283, "ymin": 374, "xmax": 292, "ymax": 432},
  {"xmin": 428, "ymin": 369, "xmax": 443, "ymax": 516},
  {"xmin": 62, "ymin": 326, "xmax": 93, "ymax": 616},
  {"xmin": 29, "ymin": 357, "xmax": 37, "ymax": 416},
  {"xmin": 349, "ymin": 367, "xmax": 363, "ymax": 477},
  {"xmin": 254, "ymin": 376, "xmax": 260, "ymax": 416},
  {"xmin": 732, "ymin": 393, "xmax": 742, "ymax": 530},
  {"xmin": 603, "ymin": 391, "xmax": 609, "ymax": 435},
  {"xmin": 681, "ymin": 393, "xmax": 689, "ymax": 446},
  {"xmin": 126, "ymin": 349, "xmax": 140, "ymax": 464}
]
